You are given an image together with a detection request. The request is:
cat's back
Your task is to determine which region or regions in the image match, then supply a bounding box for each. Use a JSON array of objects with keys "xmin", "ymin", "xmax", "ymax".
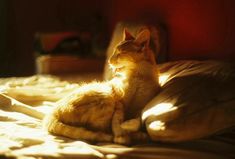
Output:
[
  {"xmin": 62, "ymin": 81, "xmax": 114, "ymax": 107},
  {"xmin": 50, "ymin": 81, "xmax": 116, "ymax": 131}
]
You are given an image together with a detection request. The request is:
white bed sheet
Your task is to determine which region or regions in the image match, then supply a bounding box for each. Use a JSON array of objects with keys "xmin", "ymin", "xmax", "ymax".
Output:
[{"xmin": 0, "ymin": 74, "xmax": 234, "ymax": 159}]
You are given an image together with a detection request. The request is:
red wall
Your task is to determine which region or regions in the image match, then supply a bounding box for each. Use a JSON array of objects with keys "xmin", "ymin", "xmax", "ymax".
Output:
[
  {"xmin": 108, "ymin": 0, "xmax": 235, "ymax": 60},
  {"xmin": 3, "ymin": 0, "xmax": 235, "ymax": 76}
]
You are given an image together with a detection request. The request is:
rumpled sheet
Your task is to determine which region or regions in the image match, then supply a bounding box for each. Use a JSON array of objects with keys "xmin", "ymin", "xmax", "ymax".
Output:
[{"xmin": 0, "ymin": 70, "xmax": 234, "ymax": 159}]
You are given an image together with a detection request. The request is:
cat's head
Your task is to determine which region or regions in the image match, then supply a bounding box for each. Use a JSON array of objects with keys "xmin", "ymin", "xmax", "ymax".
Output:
[{"xmin": 109, "ymin": 28, "xmax": 156, "ymax": 70}]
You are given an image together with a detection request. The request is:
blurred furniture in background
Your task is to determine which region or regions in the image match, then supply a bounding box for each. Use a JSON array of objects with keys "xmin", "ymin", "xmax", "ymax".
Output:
[
  {"xmin": 34, "ymin": 32, "xmax": 105, "ymax": 74},
  {"xmin": 36, "ymin": 55, "xmax": 104, "ymax": 74}
]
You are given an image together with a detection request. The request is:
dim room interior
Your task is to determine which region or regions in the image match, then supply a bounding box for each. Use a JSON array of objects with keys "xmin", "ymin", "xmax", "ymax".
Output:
[{"xmin": 0, "ymin": 0, "xmax": 235, "ymax": 158}]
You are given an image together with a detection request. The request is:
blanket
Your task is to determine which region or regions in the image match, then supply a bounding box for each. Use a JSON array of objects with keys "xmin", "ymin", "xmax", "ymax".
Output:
[{"xmin": 0, "ymin": 67, "xmax": 234, "ymax": 159}]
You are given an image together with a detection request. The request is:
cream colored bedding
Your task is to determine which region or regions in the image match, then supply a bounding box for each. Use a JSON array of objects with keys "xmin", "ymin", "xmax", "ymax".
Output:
[
  {"xmin": 0, "ymin": 62, "xmax": 235, "ymax": 159},
  {"xmin": 144, "ymin": 60, "xmax": 235, "ymax": 143}
]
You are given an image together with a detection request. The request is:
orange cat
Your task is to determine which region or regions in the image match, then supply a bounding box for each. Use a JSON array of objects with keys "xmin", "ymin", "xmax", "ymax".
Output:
[{"xmin": 43, "ymin": 28, "xmax": 160, "ymax": 145}]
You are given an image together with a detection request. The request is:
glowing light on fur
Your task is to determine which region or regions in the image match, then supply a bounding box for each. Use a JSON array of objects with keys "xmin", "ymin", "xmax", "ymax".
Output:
[
  {"xmin": 110, "ymin": 71, "xmax": 126, "ymax": 89},
  {"xmin": 77, "ymin": 82, "xmax": 113, "ymax": 94},
  {"xmin": 158, "ymin": 74, "xmax": 170, "ymax": 86},
  {"xmin": 149, "ymin": 120, "xmax": 165, "ymax": 131},
  {"xmin": 142, "ymin": 103, "xmax": 177, "ymax": 120},
  {"xmin": 109, "ymin": 63, "xmax": 116, "ymax": 72},
  {"xmin": 111, "ymin": 77, "xmax": 123, "ymax": 88}
]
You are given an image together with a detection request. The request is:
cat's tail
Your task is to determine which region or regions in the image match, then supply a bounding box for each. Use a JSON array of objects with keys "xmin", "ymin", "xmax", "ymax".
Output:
[{"xmin": 43, "ymin": 114, "xmax": 113, "ymax": 143}]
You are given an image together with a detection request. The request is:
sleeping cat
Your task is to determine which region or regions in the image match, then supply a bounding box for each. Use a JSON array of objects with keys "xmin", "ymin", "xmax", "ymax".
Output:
[{"xmin": 43, "ymin": 28, "xmax": 160, "ymax": 144}]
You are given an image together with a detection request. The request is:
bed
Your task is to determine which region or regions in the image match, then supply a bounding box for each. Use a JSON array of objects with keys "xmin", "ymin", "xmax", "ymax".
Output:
[
  {"xmin": 0, "ymin": 60, "xmax": 235, "ymax": 159},
  {"xmin": 1, "ymin": 22, "xmax": 235, "ymax": 159}
]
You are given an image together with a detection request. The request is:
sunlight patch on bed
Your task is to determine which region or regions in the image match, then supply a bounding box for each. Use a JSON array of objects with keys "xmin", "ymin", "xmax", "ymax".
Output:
[
  {"xmin": 0, "ymin": 110, "xmax": 39, "ymax": 122},
  {"xmin": 35, "ymin": 105, "xmax": 53, "ymax": 115},
  {"xmin": 142, "ymin": 102, "xmax": 177, "ymax": 120},
  {"xmin": 148, "ymin": 120, "xmax": 165, "ymax": 131},
  {"xmin": 61, "ymin": 141, "xmax": 104, "ymax": 157}
]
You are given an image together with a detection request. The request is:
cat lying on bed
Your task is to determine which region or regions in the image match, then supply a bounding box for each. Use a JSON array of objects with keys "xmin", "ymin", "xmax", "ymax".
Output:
[{"xmin": 43, "ymin": 28, "xmax": 160, "ymax": 145}]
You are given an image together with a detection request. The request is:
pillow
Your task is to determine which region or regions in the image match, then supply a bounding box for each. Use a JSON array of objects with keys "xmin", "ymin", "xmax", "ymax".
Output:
[
  {"xmin": 142, "ymin": 60, "xmax": 235, "ymax": 142},
  {"xmin": 103, "ymin": 21, "xmax": 167, "ymax": 80}
]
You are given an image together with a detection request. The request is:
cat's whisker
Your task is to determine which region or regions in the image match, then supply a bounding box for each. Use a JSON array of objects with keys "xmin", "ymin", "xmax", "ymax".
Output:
[
  {"xmin": 109, "ymin": 63, "xmax": 116, "ymax": 72},
  {"xmin": 115, "ymin": 71, "xmax": 127, "ymax": 79},
  {"xmin": 110, "ymin": 70, "xmax": 127, "ymax": 88}
]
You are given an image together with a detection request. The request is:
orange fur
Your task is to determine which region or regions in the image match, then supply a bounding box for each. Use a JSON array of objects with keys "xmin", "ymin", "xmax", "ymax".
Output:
[{"xmin": 43, "ymin": 28, "xmax": 160, "ymax": 145}]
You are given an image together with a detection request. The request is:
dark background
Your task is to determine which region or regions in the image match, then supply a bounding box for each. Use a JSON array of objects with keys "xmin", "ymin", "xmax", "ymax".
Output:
[{"xmin": 0, "ymin": 0, "xmax": 235, "ymax": 76}]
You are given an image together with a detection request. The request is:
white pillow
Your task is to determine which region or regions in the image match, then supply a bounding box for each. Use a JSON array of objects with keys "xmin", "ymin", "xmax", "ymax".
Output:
[{"xmin": 142, "ymin": 60, "xmax": 235, "ymax": 142}]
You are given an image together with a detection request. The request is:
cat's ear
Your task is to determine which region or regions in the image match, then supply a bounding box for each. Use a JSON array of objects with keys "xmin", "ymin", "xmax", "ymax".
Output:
[
  {"xmin": 123, "ymin": 28, "xmax": 134, "ymax": 41},
  {"xmin": 136, "ymin": 29, "xmax": 156, "ymax": 65},
  {"xmin": 134, "ymin": 28, "xmax": 150, "ymax": 47}
]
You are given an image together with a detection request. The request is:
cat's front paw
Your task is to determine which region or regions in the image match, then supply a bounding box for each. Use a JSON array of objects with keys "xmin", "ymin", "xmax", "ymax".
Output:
[
  {"xmin": 121, "ymin": 118, "xmax": 141, "ymax": 132},
  {"xmin": 114, "ymin": 135, "xmax": 131, "ymax": 145}
]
